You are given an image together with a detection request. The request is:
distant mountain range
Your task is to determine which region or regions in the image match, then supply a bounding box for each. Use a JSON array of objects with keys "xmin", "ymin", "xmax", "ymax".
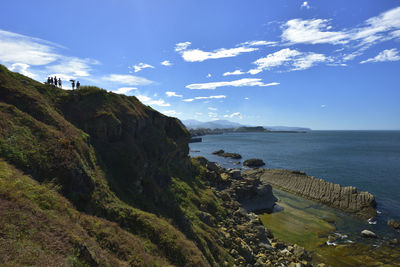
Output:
[{"xmin": 181, "ymin": 119, "xmax": 311, "ymax": 132}]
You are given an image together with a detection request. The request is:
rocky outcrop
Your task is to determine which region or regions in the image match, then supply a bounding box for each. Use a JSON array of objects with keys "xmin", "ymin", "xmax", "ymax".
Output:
[
  {"xmin": 243, "ymin": 169, "xmax": 377, "ymax": 219},
  {"xmin": 212, "ymin": 150, "xmax": 242, "ymax": 159},
  {"xmin": 244, "ymin": 158, "xmax": 266, "ymax": 168},
  {"xmin": 193, "ymin": 157, "xmax": 314, "ymax": 266}
]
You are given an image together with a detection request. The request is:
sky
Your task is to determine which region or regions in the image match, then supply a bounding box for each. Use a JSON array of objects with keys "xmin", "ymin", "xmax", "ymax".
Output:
[{"xmin": 1, "ymin": 0, "xmax": 399, "ymax": 130}]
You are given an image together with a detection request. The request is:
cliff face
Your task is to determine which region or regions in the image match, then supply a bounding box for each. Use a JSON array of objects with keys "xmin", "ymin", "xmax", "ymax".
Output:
[
  {"xmin": 244, "ymin": 168, "xmax": 376, "ymax": 219},
  {"xmin": 57, "ymin": 86, "xmax": 190, "ymax": 209},
  {"xmin": 0, "ymin": 65, "xmax": 230, "ymax": 266}
]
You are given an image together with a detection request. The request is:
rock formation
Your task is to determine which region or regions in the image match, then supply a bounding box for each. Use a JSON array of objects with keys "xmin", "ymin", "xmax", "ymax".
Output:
[
  {"xmin": 244, "ymin": 158, "xmax": 266, "ymax": 168},
  {"xmin": 212, "ymin": 150, "xmax": 242, "ymax": 159},
  {"xmin": 243, "ymin": 168, "xmax": 377, "ymax": 219}
]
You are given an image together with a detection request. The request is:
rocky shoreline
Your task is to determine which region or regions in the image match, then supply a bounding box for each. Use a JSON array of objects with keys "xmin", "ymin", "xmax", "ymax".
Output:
[
  {"xmin": 194, "ymin": 156, "xmax": 323, "ymax": 266},
  {"xmin": 242, "ymin": 168, "xmax": 377, "ymax": 219}
]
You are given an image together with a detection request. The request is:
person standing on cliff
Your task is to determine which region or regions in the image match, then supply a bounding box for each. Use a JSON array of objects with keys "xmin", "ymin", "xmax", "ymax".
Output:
[
  {"xmin": 76, "ymin": 81, "xmax": 80, "ymax": 89},
  {"xmin": 58, "ymin": 78, "xmax": 62, "ymax": 88},
  {"xmin": 71, "ymin": 80, "xmax": 75, "ymax": 90}
]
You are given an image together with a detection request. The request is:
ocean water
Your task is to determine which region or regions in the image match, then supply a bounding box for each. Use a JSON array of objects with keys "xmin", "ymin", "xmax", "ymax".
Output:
[{"xmin": 189, "ymin": 131, "xmax": 400, "ymax": 228}]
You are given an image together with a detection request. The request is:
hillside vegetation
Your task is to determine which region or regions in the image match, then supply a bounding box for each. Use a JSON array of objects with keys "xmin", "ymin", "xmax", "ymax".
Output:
[{"xmin": 0, "ymin": 65, "xmax": 234, "ymax": 266}]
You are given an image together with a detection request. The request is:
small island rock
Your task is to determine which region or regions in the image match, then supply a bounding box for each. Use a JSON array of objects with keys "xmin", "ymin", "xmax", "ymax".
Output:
[{"xmin": 243, "ymin": 158, "xmax": 265, "ymax": 168}]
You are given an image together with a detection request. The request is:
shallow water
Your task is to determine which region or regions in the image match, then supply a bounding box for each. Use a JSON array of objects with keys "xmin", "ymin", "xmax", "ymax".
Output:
[{"xmin": 189, "ymin": 131, "xmax": 400, "ymax": 237}]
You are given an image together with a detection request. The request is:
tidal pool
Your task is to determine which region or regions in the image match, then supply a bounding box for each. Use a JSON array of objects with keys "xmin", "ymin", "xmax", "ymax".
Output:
[{"xmin": 259, "ymin": 188, "xmax": 400, "ymax": 266}]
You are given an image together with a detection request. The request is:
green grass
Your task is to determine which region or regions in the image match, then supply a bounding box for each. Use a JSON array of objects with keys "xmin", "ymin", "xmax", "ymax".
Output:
[{"xmin": 0, "ymin": 64, "xmax": 234, "ymax": 266}]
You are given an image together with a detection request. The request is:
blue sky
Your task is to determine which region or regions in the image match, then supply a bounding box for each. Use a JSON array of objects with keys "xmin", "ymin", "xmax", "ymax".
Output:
[{"xmin": 1, "ymin": 0, "xmax": 399, "ymax": 130}]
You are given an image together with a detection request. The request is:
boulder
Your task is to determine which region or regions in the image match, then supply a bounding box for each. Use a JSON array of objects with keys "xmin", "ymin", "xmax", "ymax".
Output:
[
  {"xmin": 229, "ymin": 169, "xmax": 242, "ymax": 179},
  {"xmin": 244, "ymin": 158, "xmax": 265, "ymax": 168},
  {"xmin": 206, "ymin": 161, "xmax": 222, "ymax": 172},
  {"xmin": 388, "ymin": 219, "xmax": 400, "ymax": 230},
  {"xmin": 213, "ymin": 150, "xmax": 242, "ymax": 159},
  {"xmin": 361, "ymin": 230, "xmax": 377, "ymax": 238}
]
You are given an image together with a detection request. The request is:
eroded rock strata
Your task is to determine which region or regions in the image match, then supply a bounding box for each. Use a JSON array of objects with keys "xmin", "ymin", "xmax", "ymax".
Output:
[
  {"xmin": 243, "ymin": 168, "xmax": 377, "ymax": 219},
  {"xmin": 193, "ymin": 157, "xmax": 315, "ymax": 266}
]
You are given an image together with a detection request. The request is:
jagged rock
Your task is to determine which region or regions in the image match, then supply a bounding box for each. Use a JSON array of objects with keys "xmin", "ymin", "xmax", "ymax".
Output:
[
  {"xmin": 361, "ymin": 230, "xmax": 377, "ymax": 238},
  {"xmin": 193, "ymin": 156, "xmax": 208, "ymax": 166},
  {"xmin": 252, "ymin": 169, "xmax": 377, "ymax": 218},
  {"xmin": 212, "ymin": 150, "xmax": 242, "ymax": 159},
  {"xmin": 220, "ymin": 173, "xmax": 230, "ymax": 181},
  {"xmin": 243, "ymin": 158, "xmax": 265, "ymax": 168},
  {"xmin": 388, "ymin": 219, "xmax": 400, "ymax": 229},
  {"xmin": 206, "ymin": 161, "xmax": 222, "ymax": 173},
  {"xmin": 229, "ymin": 169, "xmax": 242, "ymax": 179},
  {"xmin": 212, "ymin": 149, "xmax": 225, "ymax": 155}
]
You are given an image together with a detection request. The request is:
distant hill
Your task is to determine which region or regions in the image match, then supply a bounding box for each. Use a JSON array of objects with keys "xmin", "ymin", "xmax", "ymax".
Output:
[
  {"xmin": 182, "ymin": 119, "xmax": 244, "ymax": 129},
  {"xmin": 182, "ymin": 119, "xmax": 311, "ymax": 132}
]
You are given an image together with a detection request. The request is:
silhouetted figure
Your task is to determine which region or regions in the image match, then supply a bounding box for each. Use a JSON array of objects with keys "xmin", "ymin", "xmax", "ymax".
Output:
[
  {"xmin": 76, "ymin": 81, "xmax": 80, "ymax": 90},
  {"xmin": 70, "ymin": 80, "xmax": 75, "ymax": 90},
  {"xmin": 58, "ymin": 78, "xmax": 62, "ymax": 88},
  {"xmin": 54, "ymin": 76, "xmax": 57, "ymax": 86},
  {"xmin": 47, "ymin": 77, "xmax": 51, "ymax": 84},
  {"xmin": 50, "ymin": 77, "xmax": 54, "ymax": 85}
]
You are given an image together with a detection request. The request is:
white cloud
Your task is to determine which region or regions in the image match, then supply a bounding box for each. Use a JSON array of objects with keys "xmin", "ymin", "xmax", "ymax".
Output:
[
  {"xmin": 292, "ymin": 53, "xmax": 327, "ymax": 70},
  {"xmin": 9, "ymin": 63, "xmax": 37, "ymax": 79},
  {"xmin": 321, "ymin": 104, "xmax": 326, "ymax": 108},
  {"xmin": 161, "ymin": 60, "xmax": 172, "ymax": 66},
  {"xmin": 175, "ymin": 41, "xmax": 258, "ymax": 62},
  {"xmin": 161, "ymin": 110, "xmax": 182, "ymax": 116},
  {"xmin": 206, "ymin": 73, "xmax": 212, "ymax": 78},
  {"xmin": 282, "ymin": 19, "xmax": 348, "ymax": 45},
  {"xmin": 301, "ymin": 1, "xmax": 310, "ymax": 9},
  {"xmin": 195, "ymin": 112, "xmax": 203, "ymax": 116},
  {"xmin": 102, "ymin": 74, "xmax": 153, "ymax": 86},
  {"xmin": 0, "ymin": 29, "xmax": 59, "ymax": 66},
  {"xmin": 113, "ymin": 87, "xmax": 137, "ymax": 95},
  {"xmin": 136, "ymin": 94, "xmax": 170, "ymax": 107},
  {"xmin": 175, "ymin": 41, "xmax": 192, "ymax": 52},
  {"xmin": 281, "ymin": 7, "xmax": 400, "ymax": 48},
  {"xmin": 165, "ymin": 91, "xmax": 183, "ymax": 97},
  {"xmin": 130, "ymin": 62, "xmax": 154, "ymax": 73},
  {"xmin": 240, "ymin": 40, "xmax": 278, "ymax": 46},
  {"xmin": 360, "ymin": 48, "xmax": 400, "ymax": 64},
  {"xmin": 208, "ymin": 107, "xmax": 217, "ymax": 111},
  {"xmin": 249, "ymin": 48, "xmax": 328, "ymax": 73},
  {"xmin": 0, "ymin": 29, "xmax": 100, "ymax": 81},
  {"xmin": 244, "ymin": 97, "xmax": 249, "ymax": 100},
  {"xmin": 208, "ymin": 112, "xmax": 218, "ymax": 118},
  {"xmin": 223, "ymin": 70, "xmax": 245, "ymax": 76},
  {"xmin": 46, "ymin": 57, "xmax": 98, "ymax": 78},
  {"xmin": 186, "ymin": 78, "xmax": 279, "ymax": 90},
  {"xmin": 223, "ymin": 112, "xmax": 242, "ymax": 119},
  {"xmin": 182, "ymin": 95, "xmax": 226, "ymax": 102}
]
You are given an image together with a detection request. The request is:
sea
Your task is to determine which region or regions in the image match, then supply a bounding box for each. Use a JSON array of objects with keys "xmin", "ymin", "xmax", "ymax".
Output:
[{"xmin": 189, "ymin": 130, "xmax": 400, "ymax": 239}]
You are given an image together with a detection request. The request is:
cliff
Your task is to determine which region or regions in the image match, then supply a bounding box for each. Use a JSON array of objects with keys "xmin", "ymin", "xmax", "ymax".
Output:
[
  {"xmin": 243, "ymin": 168, "xmax": 376, "ymax": 219},
  {"xmin": 0, "ymin": 65, "xmax": 237, "ymax": 266}
]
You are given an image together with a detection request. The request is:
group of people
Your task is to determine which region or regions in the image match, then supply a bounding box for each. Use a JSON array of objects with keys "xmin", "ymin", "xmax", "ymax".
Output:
[
  {"xmin": 46, "ymin": 76, "xmax": 62, "ymax": 87},
  {"xmin": 45, "ymin": 76, "xmax": 80, "ymax": 90},
  {"xmin": 70, "ymin": 79, "xmax": 80, "ymax": 90}
]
